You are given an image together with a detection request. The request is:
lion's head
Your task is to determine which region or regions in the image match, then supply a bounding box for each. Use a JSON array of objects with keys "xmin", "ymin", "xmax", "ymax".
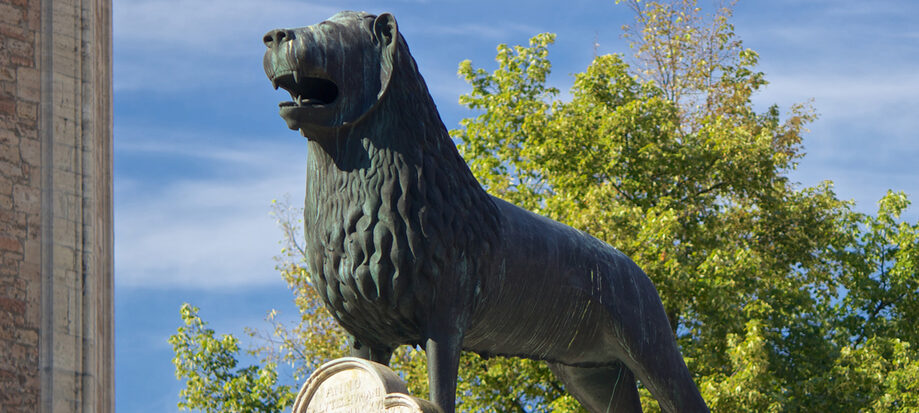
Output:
[{"xmin": 263, "ymin": 11, "xmax": 402, "ymax": 137}]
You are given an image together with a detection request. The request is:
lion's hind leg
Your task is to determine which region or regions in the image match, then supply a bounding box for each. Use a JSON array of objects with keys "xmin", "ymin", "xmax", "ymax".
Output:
[{"xmin": 548, "ymin": 361, "xmax": 642, "ymax": 413}]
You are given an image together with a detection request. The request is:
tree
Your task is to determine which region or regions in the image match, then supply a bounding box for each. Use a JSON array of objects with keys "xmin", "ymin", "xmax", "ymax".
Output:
[
  {"xmin": 169, "ymin": 304, "xmax": 294, "ymax": 412},
  {"xmin": 171, "ymin": 1, "xmax": 919, "ymax": 411}
]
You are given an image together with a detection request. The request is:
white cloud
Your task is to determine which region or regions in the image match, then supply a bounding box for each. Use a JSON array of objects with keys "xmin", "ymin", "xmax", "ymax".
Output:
[
  {"xmin": 114, "ymin": 0, "xmax": 338, "ymax": 53},
  {"xmin": 756, "ymin": 72, "xmax": 919, "ymax": 119},
  {"xmin": 732, "ymin": 0, "xmax": 919, "ymax": 217},
  {"xmin": 822, "ymin": 0, "xmax": 916, "ymax": 18},
  {"xmin": 411, "ymin": 22, "xmax": 541, "ymax": 41},
  {"xmin": 751, "ymin": 70, "xmax": 919, "ymax": 215},
  {"xmin": 113, "ymin": 0, "xmax": 339, "ymax": 92},
  {"xmin": 115, "ymin": 137, "xmax": 307, "ymax": 289},
  {"xmin": 111, "ymin": 0, "xmax": 546, "ymax": 93},
  {"xmin": 117, "ymin": 128, "xmax": 297, "ymax": 166}
]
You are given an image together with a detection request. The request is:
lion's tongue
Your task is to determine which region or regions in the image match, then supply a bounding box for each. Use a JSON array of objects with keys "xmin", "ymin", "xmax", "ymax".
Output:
[
  {"xmin": 299, "ymin": 97, "xmax": 322, "ymax": 105},
  {"xmin": 279, "ymin": 94, "xmax": 324, "ymax": 107},
  {"xmin": 278, "ymin": 100, "xmax": 316, "ymax": 108}
]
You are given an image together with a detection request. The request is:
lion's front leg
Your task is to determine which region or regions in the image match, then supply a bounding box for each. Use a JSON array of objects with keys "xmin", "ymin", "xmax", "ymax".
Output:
[{"xmin": 425, "ymin": 327, "xmax": 463, "ymax": 413}]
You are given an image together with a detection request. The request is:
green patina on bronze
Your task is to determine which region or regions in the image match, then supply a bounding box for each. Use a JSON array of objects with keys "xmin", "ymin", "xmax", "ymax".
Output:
[{"xmin": 263, "ymin": 11, "xmax": 708, "ymax": 413}]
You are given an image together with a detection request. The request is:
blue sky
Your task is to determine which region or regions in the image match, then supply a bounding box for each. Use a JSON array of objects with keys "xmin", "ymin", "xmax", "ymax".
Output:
[{"xmin": 112, "ymin": 0, "xmax": 919, "ymax": 411}]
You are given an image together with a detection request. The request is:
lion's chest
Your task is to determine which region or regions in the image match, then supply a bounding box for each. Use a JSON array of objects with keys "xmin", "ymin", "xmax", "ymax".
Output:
[
  {"xmin": 304, "ymin": 177, "xmax": 428, "ymax": 347},
  {"xmin": 301, "ymin": 137, "xmax": 470, "ymax": 348},
  {"xmin": 306, "ymin": 227, "xmax": 422, "ymax": 346}
]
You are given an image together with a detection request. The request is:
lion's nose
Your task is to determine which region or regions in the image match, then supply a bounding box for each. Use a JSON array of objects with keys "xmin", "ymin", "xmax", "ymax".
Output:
[{"xmin": 263, "ymin": 29, "xmax": 294, "ymax": 48}]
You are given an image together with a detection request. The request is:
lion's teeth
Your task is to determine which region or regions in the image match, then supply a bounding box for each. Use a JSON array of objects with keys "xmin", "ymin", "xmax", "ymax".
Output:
[{"xmin": 293, "ymin": 71, "xmax": 300, "ymax": 84}]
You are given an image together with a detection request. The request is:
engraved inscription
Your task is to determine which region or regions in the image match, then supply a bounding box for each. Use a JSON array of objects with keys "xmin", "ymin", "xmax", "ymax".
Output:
[
  {"xmin": 293, "ymin": 358, "xmax": 439, "ymax": 413},
  {"xmin": 307, "ymin": 369, "xmax": 385, "ymax": 412}
]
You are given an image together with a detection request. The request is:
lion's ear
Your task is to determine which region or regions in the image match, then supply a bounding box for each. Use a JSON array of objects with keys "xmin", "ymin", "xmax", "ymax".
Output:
[
  {"xmin": 374, "ymin": 13, "xmax": 399, "ymax": 98},
  {"xmin": 373, "ymin": 13, "xmax": 398, "ymax": 50}
]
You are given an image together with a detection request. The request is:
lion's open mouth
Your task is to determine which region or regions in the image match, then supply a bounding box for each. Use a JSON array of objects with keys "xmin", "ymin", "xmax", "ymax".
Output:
[{"xmin": 273, "ymin": 72, "xmax": 339, "ymax": 107}]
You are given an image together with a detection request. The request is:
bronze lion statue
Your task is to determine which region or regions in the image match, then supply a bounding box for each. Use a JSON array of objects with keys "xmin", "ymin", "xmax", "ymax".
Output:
[{"xmin": 263, "ymin": 11, "xmax": 708, "ymax": 413}]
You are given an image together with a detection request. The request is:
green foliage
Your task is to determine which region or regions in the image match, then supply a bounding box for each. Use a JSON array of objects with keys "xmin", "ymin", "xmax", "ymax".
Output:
[
  {"xmin": 169, "ymin": 304, "xmax": 294, "ymax": 412},
  {"xmin": 803, "ymin": 337, "xmax": 919, "ymax": 412},
  {"xmin": 835, "ymin": 191, "xmax": 919, "ymax": 348},
  {"xmin": 455, "ymin": 32, "xmax": 559, "ymax": 210},
  {"xmin": 170, "ymin": 1, "xmax": 919, "ymax": 411},
  {"xmin": 697, "ymin": 319, "xmax": 784, "ymax": 412}
]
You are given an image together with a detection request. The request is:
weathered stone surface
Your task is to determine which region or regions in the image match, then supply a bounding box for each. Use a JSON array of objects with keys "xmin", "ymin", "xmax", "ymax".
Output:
[
  {"xmin": 0, "ymin": 0, "xmax": 113, "ymax": 411},
  {"xmin": 0, "ymin": 1, "xmax": 42, "ymax": 410},
  {"xmin": 293, "ymin": 358, "xmax": 441, "ymax": 413}
]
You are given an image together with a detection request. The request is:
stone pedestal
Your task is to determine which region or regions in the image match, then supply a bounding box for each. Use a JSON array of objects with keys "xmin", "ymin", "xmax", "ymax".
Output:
[{"xmin": 292, "ymin": 358, "xmax": 442, "ymax": 413}]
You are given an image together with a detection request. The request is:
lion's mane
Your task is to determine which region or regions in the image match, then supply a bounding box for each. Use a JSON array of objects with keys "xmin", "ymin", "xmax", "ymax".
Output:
[{"xmin": 303, "ymin": 25, "xmax": 500, "ymax": 348}]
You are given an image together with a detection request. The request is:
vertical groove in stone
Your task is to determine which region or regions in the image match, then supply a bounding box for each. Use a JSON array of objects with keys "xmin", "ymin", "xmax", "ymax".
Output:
[
  {"xmin": 79, "ymin": 0, "xmax": 91, "ymax": 407},
  {"xmin": 79, "ymin": 0, "xmax": 96, "ymax": 410},
  {"xmin": 39, "ymin": 0, "xmax": 55, "ymax": 409},
  {"xmin": 96, "ymin": 0, "xmax": 115, "ymax": 408},
  {"xmin": 71, "ymin": 0, "xmax": 86, "ymax": 406}
]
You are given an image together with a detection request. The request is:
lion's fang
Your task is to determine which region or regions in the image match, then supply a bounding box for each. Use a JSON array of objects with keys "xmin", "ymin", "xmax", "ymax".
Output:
[{"xmin": 293, "ymin": 71, "xmax": 300, "ymax": 84}]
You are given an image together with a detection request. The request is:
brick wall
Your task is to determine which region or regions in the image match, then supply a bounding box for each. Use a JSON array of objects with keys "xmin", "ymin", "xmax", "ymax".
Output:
[{"xmin": 1, "ymin": 0, "xmax": 43, "ymax": 410}]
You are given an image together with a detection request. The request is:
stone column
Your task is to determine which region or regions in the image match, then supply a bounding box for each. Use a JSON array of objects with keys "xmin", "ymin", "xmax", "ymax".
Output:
[{"xmin": 0, "ymin": 0, "xmax": 113, "ymax": 411}]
